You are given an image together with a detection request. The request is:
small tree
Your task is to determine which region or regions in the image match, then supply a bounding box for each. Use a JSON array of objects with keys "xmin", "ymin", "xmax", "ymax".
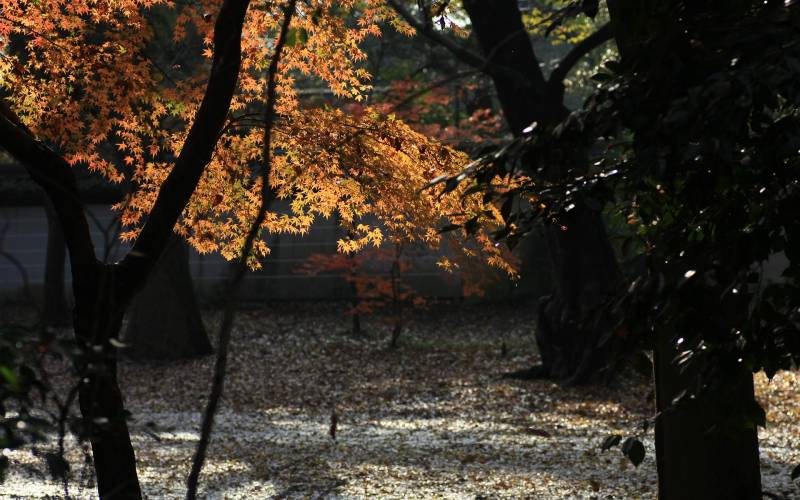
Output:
[
  {"xmin": 299, "ymin": 241, "xmax": 425, "ymax": 346},
  {"xmin": 0, "ymin": 1, "xmax": 515, "ymax": 496}
]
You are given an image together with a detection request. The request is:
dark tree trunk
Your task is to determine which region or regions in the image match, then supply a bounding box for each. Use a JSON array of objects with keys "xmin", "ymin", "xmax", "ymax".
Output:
[
  {"xmin": 124, "ymin": 236, "xmax": 212, "ymax": 360},
  {"xmin": 349, "ymin": 275, "xmax": 362, "ymax": 335},
  {"xmin": 605, "ymin": 1, "xmax": 762, "ymax": 495},
  {"xmin": 42, "ymin": 197, "xmax": 70, "ymax": 328},
  {"xmin": 387, "ymin": 247, "xmax": 403, "ymax": 350},
  {"xmin": 462, "ymin": 0, "xmax": 564, "ymax": 131},
  {"xmin": 73, "ymin": 263, "xmax": 142, "ymax": 500},
  {"xmin": 463, "ymin": 0, "xmax": 622, "ymax": 383},
  {"xmin": 653, "ymin": 329, "xmax": 761, "ymax": 499},
  {"xmin": 388, "ymin": 319, "xmax": 402, "ymax": 350},
  {"xmin": 0, "ymin": 0, "xmax": 253, "ymax": 495},
  {"xmin": 536, "ymin": 205, "xmax": 621, "ymax": 383}
]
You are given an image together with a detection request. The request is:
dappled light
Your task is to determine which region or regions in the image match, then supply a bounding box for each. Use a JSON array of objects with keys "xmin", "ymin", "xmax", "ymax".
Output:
[
  {"xmin": 2, "ymin": 305, "xmax": 799, "ymax": 498},
  {"xmin": 1, "ymin": 1, "xmax": 800, "ymax": 498}
]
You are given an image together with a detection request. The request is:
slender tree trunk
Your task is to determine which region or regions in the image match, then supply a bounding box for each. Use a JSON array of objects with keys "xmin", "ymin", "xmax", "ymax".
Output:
[
  {"xmin": 73, "ymin": 263, "xmax": 141, "ymax": 500},
  {"xmin": 463, "ymin": 0, "xmax": 622, "ymax": 383},
  {"xmin": 349, "ymin": 276, "xmax": 362, "ymax": 336},
  {"xmin": 0, "ymin": 0, "xmax": 252, "ymax": 496},
  {"xmin": 387, "ymin": 246, "xmax": 403, "ymax": 349},
  {"xmin": 124, "ymin": 236, "xmax": 212, "ymax": 360},
  {"xmin": 345, "ymin": 226, "xmax": 362, "ymax": 336},
  {"xmin": 42, "ymin": 197, "xmax": 70, "ymax": 328}
]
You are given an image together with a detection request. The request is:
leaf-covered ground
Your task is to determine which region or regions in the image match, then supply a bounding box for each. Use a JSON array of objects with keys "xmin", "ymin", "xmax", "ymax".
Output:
[{"xmin": 3, "ymin": 301, "xmax": 799, "ymax": 499}]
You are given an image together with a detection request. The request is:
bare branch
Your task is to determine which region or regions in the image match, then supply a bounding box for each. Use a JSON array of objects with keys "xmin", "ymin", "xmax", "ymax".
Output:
[
  {"xmin": 121, "ymin": 0, "xmax": 253, "ymax": 291},
  {"xmin": 548, "ymin": 23, "xmax": 612, "ymax": 84},
  {"xmin": 386, "ymin": 0, "xmax": 487, "ymax": 70},
  {"xmin": 0, "ymin": 100, "xmax": 97, "ymax": 281},
  {"xmin": 185, "ymin": 1, "xmax": 297, "ymax": 498}
]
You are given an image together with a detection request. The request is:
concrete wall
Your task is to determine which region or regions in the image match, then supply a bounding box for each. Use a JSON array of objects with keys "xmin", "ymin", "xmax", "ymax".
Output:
[{"xmin": 0, "ymin": 204, "xmax": 545, "ymax": 304}]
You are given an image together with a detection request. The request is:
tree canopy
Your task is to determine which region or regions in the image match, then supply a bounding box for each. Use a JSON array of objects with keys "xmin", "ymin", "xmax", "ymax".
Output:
[{"xmin": 0, "ymin": 0, "xmax": 513, "ymax": 273}]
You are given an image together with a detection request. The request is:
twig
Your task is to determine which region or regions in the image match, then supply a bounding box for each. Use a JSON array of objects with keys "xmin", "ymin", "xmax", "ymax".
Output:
[
  {"xmin": 385, "ymin": 0, "xmax": 527, "ymax": 86},
  {"xmin": 548, "ymin": 23, "xmax": 612, "ymax": 84},
  {"xmin": 385, "ymin": 0, "xmax": 486, "ymax": 69},
  {"xmin": 184, "ymin": 2, "xmax": 297, "ymax": 498}
]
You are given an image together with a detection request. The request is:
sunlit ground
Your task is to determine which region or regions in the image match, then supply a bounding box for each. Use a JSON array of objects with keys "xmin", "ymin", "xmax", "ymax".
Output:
[{"xmin": 3, "ymin": 302, "xmax": 799, "ymax": 499}]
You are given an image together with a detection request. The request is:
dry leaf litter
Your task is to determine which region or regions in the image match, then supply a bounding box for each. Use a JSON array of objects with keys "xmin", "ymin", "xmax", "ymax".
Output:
[{"xmin": 2, "ymin": 301, "xmax": 799, "ymax": 499}]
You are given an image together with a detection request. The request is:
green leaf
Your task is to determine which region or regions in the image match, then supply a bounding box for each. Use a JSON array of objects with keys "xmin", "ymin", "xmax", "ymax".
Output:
[
  {"xmin": 604, "ymin": 60, "xmax": 623, "ymax": 74},
  {"xmin": 582, "ymin": 0, "xmax": 599, "ymax": 17},
  {"xmin": 621, "ymin": 437, "xmax": 645, "ymax": 467},
  {"xmin": 0, "ymin": 366, "xmax": 18, "ymax": 391}
]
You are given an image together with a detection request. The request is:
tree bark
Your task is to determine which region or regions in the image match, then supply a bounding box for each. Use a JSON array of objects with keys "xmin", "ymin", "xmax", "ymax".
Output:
[
  {"xmin": 0, "ymin": 0, "xmax": 252, "ymax": 496},
  {"xmin": 462, "ymin": 0, "xmax": 622, "ymax": 383},
  {"xmin": 536, "ymin": 206, "xmax": 621, "ymax": 383},
  {"xmin": 124, "ymin": 236, "xmax": 212, "ymax": 360},
  {"xmin": 72, "ymin": 263, "xmax": 142, "ymax": 500},
  {"xmin": 42, "ymin": 197, "xmax": 71, "ymax": 328},
  {"xmin": 605, "ymin": 1, "xmax": 762, "ymax": 495},
  {"xmin": 653, "ymin": 330, "xmax": 761, "ymax": 499}
]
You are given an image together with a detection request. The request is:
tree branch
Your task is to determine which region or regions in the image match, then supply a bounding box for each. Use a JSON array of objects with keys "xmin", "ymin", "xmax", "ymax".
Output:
[
  {"xmin": 386, "ymin": 0, "xmax": 487, "ymax": 69},
  {"xmin": 388, "ymin": 0, "xmax": 545, "ymax": 98},
  {"xmin": 388, "ymin": 69, "xmax": 480, "ymax": 110},
  {"xmin": 121, "ymin": 0, "xmax": 253, "ymax": 291},
  {"xmin": 548, "ymin": 23, "xmax": 612, "ymax": 84},
  {"xmin": 0, "ymin": 100, "xmax": 97, "ymax": 281},
  {"xmin": 185, "ymin": 1, "xmax": 297, "ymax": 498}
]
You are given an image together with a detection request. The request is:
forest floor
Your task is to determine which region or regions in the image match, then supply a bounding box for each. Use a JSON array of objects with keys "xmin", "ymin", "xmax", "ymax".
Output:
[{"xmin": 2, "ymin": 300, "xmax": 800, "ymax": 499}]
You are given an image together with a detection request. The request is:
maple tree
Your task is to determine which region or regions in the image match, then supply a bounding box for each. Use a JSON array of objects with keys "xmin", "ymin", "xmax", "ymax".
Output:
[
  {"xmin": 0, "ymin": 0, "xmax": 512, "ymax": 268},
  {"xmin": 0, "ymin": 0, "xmax": 514, "ymax": 497},
  {"xmin": 351, "ymin": 77, "xmax": 505, "ymax": 147},
  {"xmin": 299, "ymin": 242, "xmax": 425, "ymax": 345}
]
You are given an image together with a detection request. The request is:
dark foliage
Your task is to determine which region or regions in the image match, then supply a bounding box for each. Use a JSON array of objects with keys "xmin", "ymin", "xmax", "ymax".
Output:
[{"xmin": 432, "ymin": 0, "xmax": 800, "ymax": 482}]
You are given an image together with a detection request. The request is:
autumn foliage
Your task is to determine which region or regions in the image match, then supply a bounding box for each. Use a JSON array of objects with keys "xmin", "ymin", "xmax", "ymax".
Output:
[{"xmin": 0, "ymin": 0, "xmax": 515, "ymax": 276}]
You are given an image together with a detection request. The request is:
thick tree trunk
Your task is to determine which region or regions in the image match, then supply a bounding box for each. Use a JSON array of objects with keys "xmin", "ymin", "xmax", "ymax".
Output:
[
  {"xmin": 42, "ymin": 197, "xmax": 70, "ymax": 328},
  {"xmin": 73, "ymin": 263, "xmax": 142, "ymax": 500},
  {"xmin": 653, "ymin": 329, "xmax": 761, "ymax": 499},
  {"xmin": 463, "ymin": 0, "xmax": 622, "ymax": 383},
  {"xmin": 0, "ymin": 1, "xmax": 252, "ymax": 497},
  {"xmin": 124, "ymin": 236, "xmax": 212, "ymax": 360},
  {"xmin": 605, "ymin": 1, "xmax": 762, "ymax": 495},
  {"xmin": 536, "ymin": 206, "xmax": 621, "ymax": 383}
]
